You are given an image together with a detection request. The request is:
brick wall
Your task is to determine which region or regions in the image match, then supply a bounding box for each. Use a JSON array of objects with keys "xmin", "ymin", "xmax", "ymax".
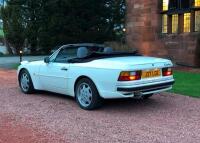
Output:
[
  {"xmin": 163, "ymin": 33, "xmax": 198, "ymax": 66},
  {"xmin": 126, "ymin": 0, "xmax": 199, "ymax": 66}
]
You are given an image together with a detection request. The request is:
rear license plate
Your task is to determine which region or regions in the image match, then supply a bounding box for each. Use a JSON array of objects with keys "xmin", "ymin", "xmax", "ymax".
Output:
[{"xmin": 141, "ymin": 69, "xmax": 161, "ymax": 79}]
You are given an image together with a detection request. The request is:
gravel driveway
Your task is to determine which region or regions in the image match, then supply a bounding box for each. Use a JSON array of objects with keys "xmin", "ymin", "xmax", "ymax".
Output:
[{"xmin": 0, "ymin": 69, "xmax": 200, "ymax": 143}]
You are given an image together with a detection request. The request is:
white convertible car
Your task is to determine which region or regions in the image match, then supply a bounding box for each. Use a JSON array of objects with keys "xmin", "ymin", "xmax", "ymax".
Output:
[{"xmin": 18, "ymin": 43, "xmax": 175, "ymax": 110}]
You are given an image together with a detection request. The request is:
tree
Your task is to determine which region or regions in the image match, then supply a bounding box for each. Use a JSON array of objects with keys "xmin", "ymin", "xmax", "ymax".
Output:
[
  {"xmin": 106, "ymin": 0, "xmax": 126, "ymax": 41},
  {"xmin": 36, "ymin": 0, "xmax": 117, "ymax": 53},
  {"xmin": 1, "ymin": 0, "xmax": 126, "ymax": 54},
  {"xmin": 1, "ymin": 0, "xmax": 25, "ymax": 55},
  {"xmin": 22, "ymin": 0, "xmax": 46, "ymax": 54}
]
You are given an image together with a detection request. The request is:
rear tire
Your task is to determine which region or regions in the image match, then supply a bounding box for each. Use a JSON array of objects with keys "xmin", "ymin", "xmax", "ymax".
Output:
[
  {"xmin": 143, "ymin": 94, "xmax": 153, "ymax": 99},
  {"xmin": 19, "ymin": 69, "xmax": 35, "ymax": 94},
  {"xmin": 75, "ymin": 78, "xmax": 103, "ymax": 110}
]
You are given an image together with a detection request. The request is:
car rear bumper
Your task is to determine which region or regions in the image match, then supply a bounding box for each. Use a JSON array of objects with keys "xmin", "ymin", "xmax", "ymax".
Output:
[
  {"xmin": 117, "ymin": 81, "xmax": 175, "ymax": 92},
  {"xmin": 99, "ymin": 77, "xmax": 175, "ymax": 99}
]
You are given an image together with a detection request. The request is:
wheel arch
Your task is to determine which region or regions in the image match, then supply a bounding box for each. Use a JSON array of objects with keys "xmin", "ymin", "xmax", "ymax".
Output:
[
  {"xmin": 74, "ymin": 75, "xmax": 101, "ymax": 97},
  {"xmin": 18, "ymin": 68, "xmax": 28, "ymax": 81},
  {"xmin": 18, "ymin": 68, "xmax": 35, "ymax": 89}
]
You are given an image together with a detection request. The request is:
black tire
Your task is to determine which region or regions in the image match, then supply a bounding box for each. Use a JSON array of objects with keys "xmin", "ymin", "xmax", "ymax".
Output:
[
  {"xmin": 19, "ymin": 69, "xmax": 35, "ymax": 94},
  {"xmin": 75, "ymin": 78, "xmax": 103, "ymax": 110},
  {"xmin": 143, "ymin": 94, "xmax": 153, "ymax": 99}
]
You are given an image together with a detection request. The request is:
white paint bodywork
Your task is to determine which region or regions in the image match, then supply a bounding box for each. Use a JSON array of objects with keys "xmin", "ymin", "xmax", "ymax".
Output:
[{"xmin": 18, "ymin": 56, "xmax": 174, "ymax": 99}]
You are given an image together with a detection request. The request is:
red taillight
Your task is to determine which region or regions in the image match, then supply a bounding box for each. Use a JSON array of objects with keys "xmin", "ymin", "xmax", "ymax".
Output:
[
  {"xmin": 162, "ymin": 68, "xmax": 173, "ymax": 76},
  {"xmin": 118, "ymin": 71, "xmax": 141, "ymax": 81}
]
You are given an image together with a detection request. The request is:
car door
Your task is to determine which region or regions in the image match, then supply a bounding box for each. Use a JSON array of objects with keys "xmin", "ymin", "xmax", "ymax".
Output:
[{"xmin": 39, "ymin": 46, "xmax": 77, "ymax": 95}]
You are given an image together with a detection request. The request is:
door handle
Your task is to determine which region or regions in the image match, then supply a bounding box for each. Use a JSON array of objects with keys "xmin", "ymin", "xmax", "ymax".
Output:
[{"xmin": 61, "ymin": 67, "xmax": 68, "ymax": 71}]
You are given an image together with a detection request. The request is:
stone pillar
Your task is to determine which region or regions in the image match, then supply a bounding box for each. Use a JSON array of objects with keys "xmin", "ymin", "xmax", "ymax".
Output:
[{"xmin": 126, "ymin": 0, "xmax": 168, "ymax": 57}]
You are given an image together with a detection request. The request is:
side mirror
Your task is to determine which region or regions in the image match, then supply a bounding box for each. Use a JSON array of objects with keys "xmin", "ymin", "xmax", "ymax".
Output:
[{"xmin": 44, "ymin": 57, "xmax": 50, "ymax": 63}]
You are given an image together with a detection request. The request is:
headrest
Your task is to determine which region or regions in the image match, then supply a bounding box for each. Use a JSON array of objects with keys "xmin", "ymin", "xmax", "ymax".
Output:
[
  {"xmin": 103, "ymin": 47, "xmax": 113, "ymax": 53},
  {"xmin": 77, "ymin": 47, "xmax": 88, "ymax": 58}
]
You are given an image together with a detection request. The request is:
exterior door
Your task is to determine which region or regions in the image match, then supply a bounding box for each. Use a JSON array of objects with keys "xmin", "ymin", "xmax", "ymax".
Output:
[
  {"xmin": 39, "ymin": 62, "xmax": 70, "ymax": 95},
  {"xmin": 38, "ymin": 46, "xmax": 77, "ymax": 95}
]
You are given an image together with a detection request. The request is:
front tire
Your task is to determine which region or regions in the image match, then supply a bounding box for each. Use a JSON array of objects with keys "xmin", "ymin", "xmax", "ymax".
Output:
[
  {"xmin": 75, "ymin": 78, "xmax": 103, "ymax": 110},
  {"xmin": 19, "ymin": 69, "xmax": 34, "ymax": 94}
]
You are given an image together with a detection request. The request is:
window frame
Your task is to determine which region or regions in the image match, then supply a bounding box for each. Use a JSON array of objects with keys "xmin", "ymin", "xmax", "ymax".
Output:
[
  {"xmin": 162, "ymin": 0, "xmax": 169, "ymax": 11},
  {"xmin": 48, "ymin": 47, "xmax": 62, "ymax": 62},
  {"xmin": 195, "ymin": 10, "xmax": 200, "ymax": 31},
  {"xmin": 54, "ymin": 46, "xmax": 78, "ymax": 63},
  {"xmin": 168, "ymin": 0, "xmax": 191, "ymax": 10},
  {"xmin": 172, "ymin": 14, "xmax": 179, "ymax": 34},
  {"xmin": 162, "ymin": 14, "xmax": 168, "ymax": 33},
  {"xmin": 160, "ymin": 0, "xmax": 199, "ymax": 34},
  {"xmin": 183, "ymin": 13, "xmax": 191, "ymax": 33},
  {"xmin": 195, "ymin": 0, "xmax": 200, "ymax": 7}
]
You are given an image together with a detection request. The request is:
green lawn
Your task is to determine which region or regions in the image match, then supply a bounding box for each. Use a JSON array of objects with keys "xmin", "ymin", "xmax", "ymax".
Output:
[
  {"xmin": 172, "ymin": 71, "xmax": 200, "ymax": 98},
  {"xmin": 12, "ymin": 63, "xmax": 20, "ymax": 69}
]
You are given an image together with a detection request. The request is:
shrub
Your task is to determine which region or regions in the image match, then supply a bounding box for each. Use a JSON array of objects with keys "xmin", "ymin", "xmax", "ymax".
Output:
[
  {"xmin": 104, "ymin": 41, "xmax": 136, "ymax": 52},
  {"xmin": 0, "ymin": 52, "xmax": 4, "ymax": 56}
]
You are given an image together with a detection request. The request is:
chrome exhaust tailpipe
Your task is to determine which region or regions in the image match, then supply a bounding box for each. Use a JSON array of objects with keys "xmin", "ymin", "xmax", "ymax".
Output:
[{"xmin": 133, "ymin": 91, "xmax": 143, "ymax": 99}]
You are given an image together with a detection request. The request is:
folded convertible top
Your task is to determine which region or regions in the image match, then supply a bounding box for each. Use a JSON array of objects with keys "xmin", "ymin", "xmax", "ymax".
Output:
[{"xmin": 68, "ymin": 51, "xmax": 141, "ymax": 63}]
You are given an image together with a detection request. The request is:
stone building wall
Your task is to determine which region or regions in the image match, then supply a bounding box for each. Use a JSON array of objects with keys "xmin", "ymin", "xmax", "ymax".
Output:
[
  {"xmin": 163, "ymin": 33, "xmax": 198, "ymax": 66},
  {"xmin": 126, "ymin": 0, "xmax": 199, "ymax": 66}
]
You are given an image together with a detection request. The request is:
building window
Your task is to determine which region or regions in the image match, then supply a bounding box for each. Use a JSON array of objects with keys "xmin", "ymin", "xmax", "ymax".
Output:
[
  {"xmin": 169, "ymin": 0, "xmax": 179, "ymax": 10},
  {"xmin": 162, "ymin": 14, "xmax": 168, "ymax": 33},
  {"xmin": 168, "ymin": 0, "xmax": 190, "ymax": 9},
  {"xmin": 180, "ymin": 0, "xmax": 190, "ymax": 9},
  {"xmin": 163, "ymin": 0, "xmax": 169, "ymax": 11},
  {"xmin": 195, "ymin": 11, "xmax": 200, "ymax": 31},
  {"xmin": 195, "ymin": 0, "xmax": 200, "ymax": 7},
  {"xmin": 172, "ymin": 14, "xmax": 178, "ymax": 33},
  {"xmin": 161, "ymin": 1, "xmax": 196, "ymax": 34},
  {"xmin": 184, "ymin": 13, "xmax": 191, "ymax": 32}
]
